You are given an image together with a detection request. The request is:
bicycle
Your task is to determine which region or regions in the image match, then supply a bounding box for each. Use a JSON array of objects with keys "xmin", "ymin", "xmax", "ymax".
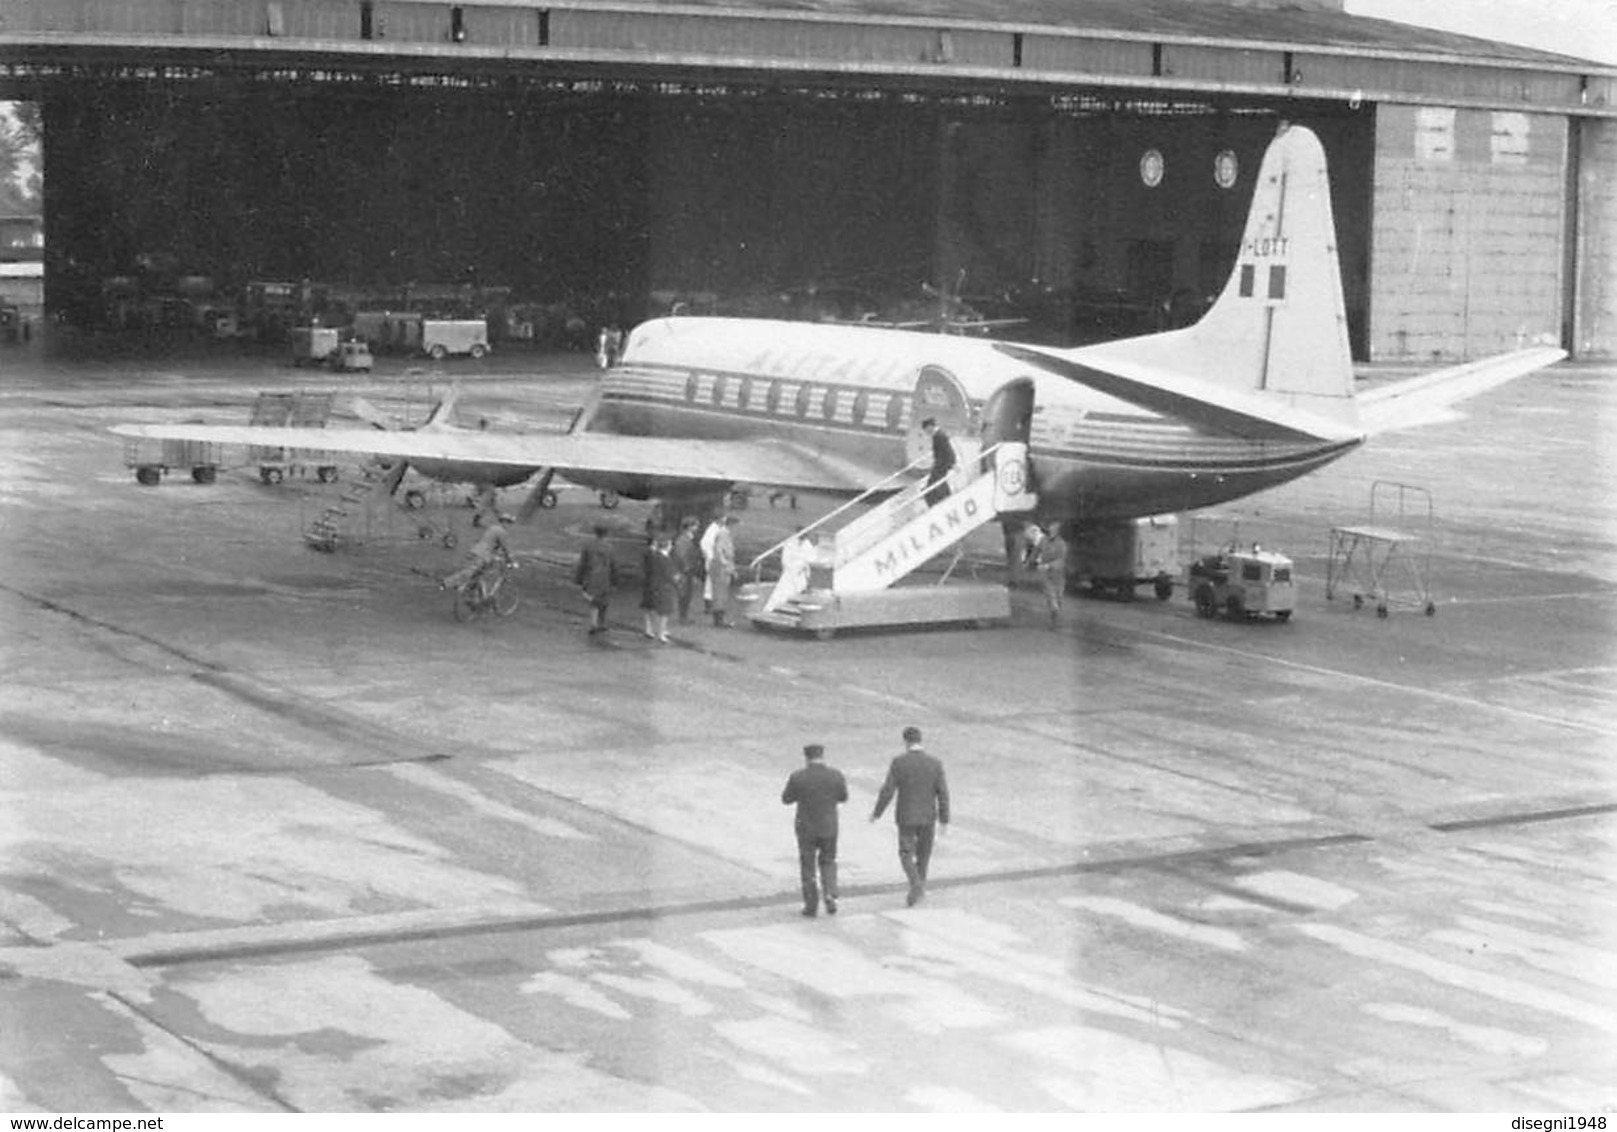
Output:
[{"xmin": 450, "ymin": 557, "xmax": 520, "ymax": 622}]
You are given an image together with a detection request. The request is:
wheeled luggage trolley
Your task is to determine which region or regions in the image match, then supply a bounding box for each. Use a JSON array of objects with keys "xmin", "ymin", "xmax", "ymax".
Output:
[
  {"xmin": 124, "ymin": 437, "xmax": 222, "ymax": 486},
  {"xmin": 249, "ymin": 391, "xmax": 341, "ymax": 485}
]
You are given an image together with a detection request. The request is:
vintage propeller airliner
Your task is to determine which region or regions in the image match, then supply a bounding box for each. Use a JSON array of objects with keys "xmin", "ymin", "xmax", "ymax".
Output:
[{"xmin": 114, "ymin": 124, "xmax": 1564, "ymax": 551}]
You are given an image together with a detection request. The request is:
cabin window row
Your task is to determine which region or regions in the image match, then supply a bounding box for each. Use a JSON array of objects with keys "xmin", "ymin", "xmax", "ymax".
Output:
[{"xmin": 683, "ymin": 373, "xmax": 909, "ymax": 430}]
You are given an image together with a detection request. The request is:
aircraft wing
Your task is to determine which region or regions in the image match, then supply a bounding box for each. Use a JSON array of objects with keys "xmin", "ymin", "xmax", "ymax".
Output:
[
  {"xmin": 993, "ymin": 343, "xmax": 1361, "ymax": 442},
  {"xmin": 109, "ymin": 422, "xmax": 880, "ymax": 494},
  {"xmin": 1354, "ymin": 346, "xmax": 1566, "ymax": 435}
]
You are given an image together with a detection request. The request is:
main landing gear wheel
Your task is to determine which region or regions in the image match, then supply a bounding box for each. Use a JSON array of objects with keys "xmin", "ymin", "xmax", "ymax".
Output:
[{"xmin": 405, "ymin": 489, "xmax": 426, "ymax": 510}]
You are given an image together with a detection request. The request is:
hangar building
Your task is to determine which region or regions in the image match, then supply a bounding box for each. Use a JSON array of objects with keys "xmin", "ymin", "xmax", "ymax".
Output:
[{"xmin": 1, "ymin": 0, "xmax": 1613, "ymax": 360}]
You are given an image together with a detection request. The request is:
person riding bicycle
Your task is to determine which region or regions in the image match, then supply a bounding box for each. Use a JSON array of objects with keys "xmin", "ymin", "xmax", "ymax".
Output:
[{"xmin": 443, "ymin": 496, "xmax": 514, "ymax": 591}]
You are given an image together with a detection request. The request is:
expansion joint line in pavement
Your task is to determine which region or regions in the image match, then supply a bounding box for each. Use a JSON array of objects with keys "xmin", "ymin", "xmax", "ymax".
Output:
[
  {"xmin": 113, "ymin": 801, "xmax": 1617, "ymax": 971},
  {"xmin": 105, "ymin": 990, "xmax": 301, "ymax": 1113}
]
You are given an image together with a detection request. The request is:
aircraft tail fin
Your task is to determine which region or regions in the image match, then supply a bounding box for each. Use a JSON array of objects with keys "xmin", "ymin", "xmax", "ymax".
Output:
[
  {"xmin": 423, "ymin": 386, "xmax": 462, "ymax": 429},
  {"xmin": 1084, "ymin": 123, "xmax": 1359, "ymax": 434},
  {"xmin": 349, "ymin": 395, "xmax": 395, "ymax": 430}
]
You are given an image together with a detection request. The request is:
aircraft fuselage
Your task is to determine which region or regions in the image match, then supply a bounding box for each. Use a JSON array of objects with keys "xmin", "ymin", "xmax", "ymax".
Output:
[{"xmin": 582, "ymin": 317, "xmax": 1361, "ymax": 523}]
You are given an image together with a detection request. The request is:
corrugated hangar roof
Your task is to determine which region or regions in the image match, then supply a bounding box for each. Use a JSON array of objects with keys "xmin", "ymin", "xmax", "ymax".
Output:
[
  {"xmin": 2, "ymin": 0, "xmax": 1611, "ymax": 114},
  {"xmin": 570, "ymin": 0, "xmax": 1601, "ymax": 69}
]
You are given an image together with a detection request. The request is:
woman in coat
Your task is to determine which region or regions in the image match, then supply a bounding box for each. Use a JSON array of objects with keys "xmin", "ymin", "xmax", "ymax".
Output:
[{"xmin": 641, "ymin": 532, "xmax": 677, "ymax": 642}]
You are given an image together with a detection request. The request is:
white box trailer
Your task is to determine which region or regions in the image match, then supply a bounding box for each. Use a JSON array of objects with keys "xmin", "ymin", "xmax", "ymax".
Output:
[
  {"xmin": 289, "ymin": 326, "xmax": 339, "ymax": 366},
  {"xmin": 1068, "ymin": 514, "xmax": 1180, "ymax": 600},
  {"xmin": 422, "ymin": 319, "xmax": 490, "ymax": 359}
]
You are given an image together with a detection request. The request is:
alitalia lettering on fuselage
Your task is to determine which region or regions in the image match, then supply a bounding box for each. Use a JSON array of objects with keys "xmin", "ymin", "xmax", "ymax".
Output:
[{"xmin": 871, "ymin": 493, "xmax": 980, "ymax": 578}]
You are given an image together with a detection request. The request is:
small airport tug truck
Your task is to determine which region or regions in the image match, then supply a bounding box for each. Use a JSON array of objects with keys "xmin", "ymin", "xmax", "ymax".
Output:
[
  {"xmin": 1187, "ymin": 544, "xmax": 1295, "ymax": 622},
  {"xmin": 330, "ymin": 338, "xmax": 374, "ymax": 372}
]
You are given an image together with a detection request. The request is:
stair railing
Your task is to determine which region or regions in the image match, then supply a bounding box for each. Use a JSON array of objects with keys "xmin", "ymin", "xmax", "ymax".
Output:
[
  {"xmin": 747, "ymin": 443, "xmax": 1009, "ymax": 582},
  {"xmin": 747, "ymin": 452, "xmax": 931, "ymax": 580}
]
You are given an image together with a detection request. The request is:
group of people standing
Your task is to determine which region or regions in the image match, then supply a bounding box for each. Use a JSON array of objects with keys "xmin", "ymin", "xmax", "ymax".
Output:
[
  {"xmin": 781, "ymin": 725, "xmax": 951, "ymax": 917},
  {"xmin": 573, "ymin": 512, "xmax": 744, "ymax": 641}
]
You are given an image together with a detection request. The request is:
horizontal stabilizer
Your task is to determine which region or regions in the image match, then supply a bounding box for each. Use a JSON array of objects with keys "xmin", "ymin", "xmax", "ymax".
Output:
[
  {"xmin": 1356, "ymin": 347, "xmax": 1566, "ymax": 435},
  {"xmin": 995, "ymin": 343, "xmax": 1361, "ymax": 443}
]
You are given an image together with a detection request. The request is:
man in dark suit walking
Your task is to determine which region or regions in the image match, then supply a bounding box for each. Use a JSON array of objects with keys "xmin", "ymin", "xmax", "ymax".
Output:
[
  {"xmin": 871, "ymin": 725, "xmax": 951, "ymax": 906},
  {"xmin": 782, "ymin": 743, "xmax": 849, "ymax": 918}
]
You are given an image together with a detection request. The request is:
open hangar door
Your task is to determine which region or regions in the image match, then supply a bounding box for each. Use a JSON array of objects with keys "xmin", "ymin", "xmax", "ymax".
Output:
[
  {"xmin": 41, "ymin": 81, "xmax": 652, "ymax": 335},
  {"xmin": 640, "ymin": 95, "xmax": 938, "ymax": 314},
  {"xmin": 640, "ymin": 93, "xmax": 1374, "ymax": 356},
  {"xmin": 933, "ymin": 104, "xmax": 1374, "ymax": 355}
]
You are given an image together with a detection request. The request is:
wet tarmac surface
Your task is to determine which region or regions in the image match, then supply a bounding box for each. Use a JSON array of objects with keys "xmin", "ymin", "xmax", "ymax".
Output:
[{"xmin": 1, "ymin": 345, "xmax": 1614, "ymax": 1111}]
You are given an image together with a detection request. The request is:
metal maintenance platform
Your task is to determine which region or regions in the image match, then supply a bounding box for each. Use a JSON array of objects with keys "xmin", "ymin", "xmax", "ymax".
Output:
[{"xmin": 1326, "ymin": 480, "xmax": 1438, "ymax": 617}]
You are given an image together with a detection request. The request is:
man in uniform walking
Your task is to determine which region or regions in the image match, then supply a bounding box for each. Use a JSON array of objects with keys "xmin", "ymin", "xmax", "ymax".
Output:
[
  {"xmin": 782, "ymin": 743, "xmax": 849, "ymax": 918},
  {"xmin": 871, "ymin": 725, "xmax": 950, "ymax": 906}
]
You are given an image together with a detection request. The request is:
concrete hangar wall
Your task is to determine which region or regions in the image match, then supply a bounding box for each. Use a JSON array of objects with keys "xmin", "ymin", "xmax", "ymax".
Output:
[{"xmin": 1, "ymin": 0, "xmax": 1613, "ymax": 360}]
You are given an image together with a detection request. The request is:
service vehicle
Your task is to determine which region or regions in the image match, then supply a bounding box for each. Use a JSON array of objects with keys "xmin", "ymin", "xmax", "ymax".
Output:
[
  {"xmin": 289, "ymin": 326, "xmax": 339, "ymax": 366},
  {"xmin": 1067, "ymin": 514, "xmax": 1178, "ymax": 600},
  {"xmin": 422, "ymin": 319, "xmax": 490, "ymax": 360},
  {"xmin": 330, "ymin": 338, "xmax": 374, "ymax": 372},
  {"xmin": 1187, "ymin": 544, "xmax": 1295, "ymax": 622}
]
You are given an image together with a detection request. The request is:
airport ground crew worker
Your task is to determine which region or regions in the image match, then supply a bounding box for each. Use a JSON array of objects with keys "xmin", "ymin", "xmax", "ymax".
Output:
[
  {"xmin": 781, "ymin": 743, "xmax": 849, "ymax": 918},
  {"xmin": 871, "ymin": 725, "xmax": 950, "ymax": 907},
  {"xmin": 1027, "ymin": 523, "xmax": 1069, "ymax": 627}
]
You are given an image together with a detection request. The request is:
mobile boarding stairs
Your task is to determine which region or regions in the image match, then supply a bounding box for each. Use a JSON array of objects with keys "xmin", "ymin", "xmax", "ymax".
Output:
[{"xmin": 742, "ymin": 441, "xmax": 1037, "ymax": 638}]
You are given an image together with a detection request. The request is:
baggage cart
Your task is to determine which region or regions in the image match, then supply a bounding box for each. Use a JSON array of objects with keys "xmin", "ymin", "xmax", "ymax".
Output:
[
  {"xmin": 249, "ymin": 391, "xmax": 340, "ymax": 485},
  {"xmin": 124, "ymin": 437, "xmax": 222, "ymax": 486},
  {"xmin": 1069, "ymin": 514, "xmax": 1180, "ymax": 600}
]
